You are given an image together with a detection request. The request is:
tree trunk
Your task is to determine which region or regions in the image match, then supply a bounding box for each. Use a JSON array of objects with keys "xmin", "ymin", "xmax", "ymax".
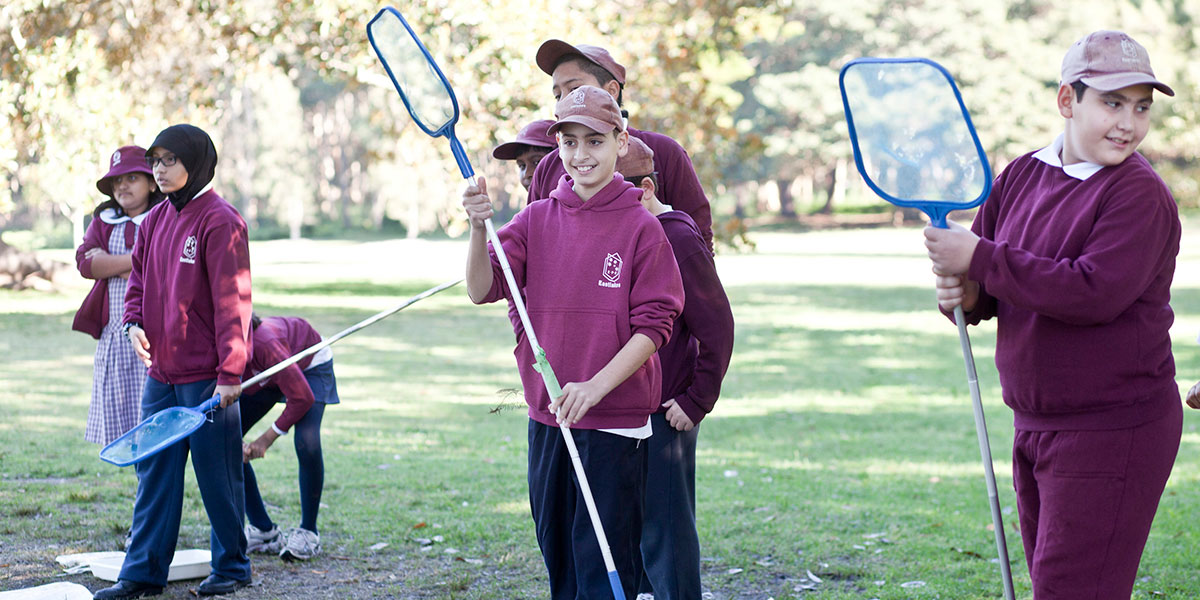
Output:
[
  {"xmin": 817, "ymin": 159, "xmax": 848, "ymax": 215},
  {"xmin": 776, "ymin": 177, "xmax": 796, "ymax": 218}
]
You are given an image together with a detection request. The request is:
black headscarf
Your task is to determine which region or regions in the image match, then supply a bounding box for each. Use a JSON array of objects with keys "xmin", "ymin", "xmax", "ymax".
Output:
[{"xmin": 147, "ymin": 124, "xmax": 219, "ymax": 212}]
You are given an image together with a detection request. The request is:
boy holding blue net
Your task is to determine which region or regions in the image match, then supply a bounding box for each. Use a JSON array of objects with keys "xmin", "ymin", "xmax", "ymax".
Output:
[
  {"xmin": 462, "ymin": 85, "xmax": 684, "ymax": 598},
  {"xmin": 924, "ymin": 31, "xmax": 1181, "ymax": 598}
]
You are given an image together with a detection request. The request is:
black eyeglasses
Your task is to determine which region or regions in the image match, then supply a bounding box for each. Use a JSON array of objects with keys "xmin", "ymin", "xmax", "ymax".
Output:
[{"xmin": 146, "ymin": 155, "xmax": 178, "ymax": 168}]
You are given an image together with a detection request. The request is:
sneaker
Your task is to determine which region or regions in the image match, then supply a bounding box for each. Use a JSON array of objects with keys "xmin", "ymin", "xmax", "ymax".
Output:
[
  {"xmin": 279, "ymin": 527, "xmax": 320, "ymax": 561},
  {"xmin": 636, "ymin": 595, "xmax": 655, "ymax": 600},
  {"xmin": 245, "ymin": 523, "xmax": 282, "ymax": 553}
]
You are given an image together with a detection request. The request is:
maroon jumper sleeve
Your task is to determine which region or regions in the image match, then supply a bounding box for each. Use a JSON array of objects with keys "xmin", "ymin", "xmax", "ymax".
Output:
[
  {"xmin": 628, "ymin": 236, "xmax": 684, "ymax": 350},
  {"xmin": 204, "ymin": 221, "xmax": 253, "ymax": 385},
  {"xmin": 670, "ymin": 249, "xmax": 734, "ymax": 426},
  {"xmin": 76, "ymin": 218, "xmax": 107, "ymax": 280},
  {"xmin": 123, "ymin": 211, "xmax": 155, "ymax": 328}
]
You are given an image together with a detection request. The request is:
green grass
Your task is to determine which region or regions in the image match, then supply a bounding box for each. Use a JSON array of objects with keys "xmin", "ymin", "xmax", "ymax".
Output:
[{"xmin": 3, "ymin": 227, "xmax": 1200, "ymax": 598}]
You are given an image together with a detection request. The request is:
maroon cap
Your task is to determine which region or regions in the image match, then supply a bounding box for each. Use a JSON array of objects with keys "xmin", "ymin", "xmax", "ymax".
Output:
[
  {"xmin": 1061, "ymin": 30, "xmax": 1174, "ymax": 96},
  {"xmin": 492, "ymin": 119, "xmax": 558, "ymax": 160},
  {"xmin": 616, "ymin": 136, "xmax": 655, "ymax": 178},
  {"xmin": 547, "ymin": 86, "xmax": 625, "ymax": 137},
  {"xmin": 536, "ymin": 40, "xmax": 626, "ymax": 85},
  {"xmin": 97, "ymin": 145, "xmax": 154, "ymax": 196}
]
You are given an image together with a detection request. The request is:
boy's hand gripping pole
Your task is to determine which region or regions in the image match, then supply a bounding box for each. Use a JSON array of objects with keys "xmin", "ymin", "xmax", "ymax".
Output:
[{"xmin": 483, "ymin": 209, "xmax": 627, "ymax": 600}]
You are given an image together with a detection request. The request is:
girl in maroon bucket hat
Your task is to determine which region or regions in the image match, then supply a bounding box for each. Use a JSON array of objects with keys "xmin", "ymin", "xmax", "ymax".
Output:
[{"xmin": 72, "ymin": 144, "xmax": 164, "ymax": 446}]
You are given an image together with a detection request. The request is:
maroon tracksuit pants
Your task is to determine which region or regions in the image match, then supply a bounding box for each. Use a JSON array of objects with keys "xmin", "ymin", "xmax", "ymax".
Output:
[{"xmin": 1012, "ymin": 403, "xmax": 1181, "ymax": 600}]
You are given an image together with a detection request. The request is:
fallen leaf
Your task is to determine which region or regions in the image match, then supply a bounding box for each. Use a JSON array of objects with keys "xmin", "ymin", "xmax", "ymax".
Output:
[
  {"xmin": 369, "ymin": 542, "xmax": 389, "ymax": 551},
  {"xmin": 723, "ymin": 470, "xmax": 738, "ymax": 478},
  {"xmin": 432, "ymin": 535, "xmax": 445, "ymax": 543},
  {"xmin": 900, "ymin": 581, "xmax": 926, "ymax": 588},
  {"xmin": 413, "ymin": 522, "xmax": 427, "ymax": 529},
  {"xmin": 950, "ymin": 546, "xmax": 985, "ymax": 559},
  {"xmin": 727, "ymin": 567, "xmax": 744, "ymax": 575},
  {"xmin": 414, "ymin": 538, "xmax": 432, "ymax": 545},
  {"xmin": 444, "ymin": 548, "xmax": 459, "ymax": 554},
  {"xmin": 806, "ymin": 570, "xmax": 822, "ymax": 583}
]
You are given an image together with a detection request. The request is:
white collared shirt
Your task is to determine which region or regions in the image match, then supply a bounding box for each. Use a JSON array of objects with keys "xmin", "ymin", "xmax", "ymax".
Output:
[
  {"xmin": 99, "ymin": 207, "xmax": 152, "ymax": 226},
  {"xmin": 1031, "ymin": 134, "xmax": 1105, "ymax": 181}
]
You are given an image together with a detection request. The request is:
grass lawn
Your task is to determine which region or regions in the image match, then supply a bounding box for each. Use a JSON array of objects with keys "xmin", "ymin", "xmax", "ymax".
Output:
[{"xmin": 2, "ymin": 224, "xmax": 1200, "ymax": 599}]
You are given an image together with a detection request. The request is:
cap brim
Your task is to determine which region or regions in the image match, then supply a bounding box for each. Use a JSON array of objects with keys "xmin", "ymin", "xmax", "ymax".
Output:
[
  {"xmin": 536, "ymin": 39, "xmax": 581, "ymax": 77},
  {"xmin": 1081, "ymin": 73, "xmax": 1175, "ymax": 97},
  {"xmin": 492, "ymin": 140, "xmax": 554, "ymax": 160},
  {"xmin": 547, "ymin": 116, "xmax": 618, "ymax": 137}
]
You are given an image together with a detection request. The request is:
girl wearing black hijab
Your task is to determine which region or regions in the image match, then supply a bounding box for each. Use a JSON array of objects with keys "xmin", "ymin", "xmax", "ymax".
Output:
[{"xmin": 98, "ymin": 124, "xmax": 254, "ymax": 599}]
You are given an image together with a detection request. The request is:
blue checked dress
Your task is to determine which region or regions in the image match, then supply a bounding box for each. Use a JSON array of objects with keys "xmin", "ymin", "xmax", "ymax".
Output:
[{"xmin": 85, "ymin": 221, "xmax": 146, "ymax": 444}]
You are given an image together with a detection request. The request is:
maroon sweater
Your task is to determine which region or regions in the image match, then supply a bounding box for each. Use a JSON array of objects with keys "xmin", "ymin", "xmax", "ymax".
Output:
[
  {"xmin": 527, "ymin": 126, "xmax": 713, "ymax": 251},
  {"xmin": 656, "ymin": 211, "xmax": 734, "ymax": 425},
  {"xmin": 962, "ymin": 150, "xmax": 1179, "ymax": 431},
  {"xmin": 72, "ymin": 213, "xmax": 138, "ymax": 339},
  {"xmin": 242, "ymin": 317, "xmax": 322, "ymax": 432},
  {"xmin": 125, "ymin": 190, "xmax": 252, "ymax": 386}
]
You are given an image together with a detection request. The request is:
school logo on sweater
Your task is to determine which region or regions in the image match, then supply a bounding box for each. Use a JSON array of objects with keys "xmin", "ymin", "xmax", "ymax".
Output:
[
  {"xmin": 181, "ymin": 235, "xmax": 197, "ymax": 264},
  {"xmin": 599, "ymin": 252, "xmax": 622, "ymax": 288}
]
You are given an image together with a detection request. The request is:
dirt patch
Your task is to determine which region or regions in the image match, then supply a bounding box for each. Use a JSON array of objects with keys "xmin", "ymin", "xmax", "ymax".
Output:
[{"xmin": 0, "ymin": 538, "xmax": 530, "ymax": 599}]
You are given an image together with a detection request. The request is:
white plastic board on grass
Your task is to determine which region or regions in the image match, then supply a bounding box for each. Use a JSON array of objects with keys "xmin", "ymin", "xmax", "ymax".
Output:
[{"xmin": 55, "ymin": 549, "xmax": 211, "ymax": 582}]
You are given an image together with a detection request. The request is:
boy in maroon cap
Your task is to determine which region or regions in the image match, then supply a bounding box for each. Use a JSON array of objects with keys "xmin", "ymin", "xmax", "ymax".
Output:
[
  {"xmin": 463, "ymin": 85, "xmax": 683, "ymax": 599},
  {"xmin": 924, "ymin": 31, "xmax": 1182, "ymax": 599},
  {"xmin": 617, "ymin": 138, "xmax": 734, "ymax": 600},
  {"xmin": 493, "ymin": 118, "xmax": 557, "ymax": 191},
  {"xmin": 527, "ymin": 39, "xmax": 715, "ymax": 252}
]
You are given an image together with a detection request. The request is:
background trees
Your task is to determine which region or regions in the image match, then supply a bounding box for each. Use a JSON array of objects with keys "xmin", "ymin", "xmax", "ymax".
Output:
[{"xmin": 3, "ymin": 0, "xmax": 1199, "ymax": 244}]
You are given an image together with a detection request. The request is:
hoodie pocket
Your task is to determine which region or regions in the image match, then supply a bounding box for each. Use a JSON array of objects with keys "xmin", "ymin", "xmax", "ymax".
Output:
[{"xmin": 530, "ymin": 308, "xmax": 622, "ymax": 386}]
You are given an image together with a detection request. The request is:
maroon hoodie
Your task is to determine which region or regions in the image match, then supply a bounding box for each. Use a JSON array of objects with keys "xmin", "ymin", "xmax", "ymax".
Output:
[
  {"xmin": 482, "ymin": 175, "xmax": 684, "ymax": 429},
  {"xmin": 124, "ymin": 190, "xmax": 252, "ymax": 386}
]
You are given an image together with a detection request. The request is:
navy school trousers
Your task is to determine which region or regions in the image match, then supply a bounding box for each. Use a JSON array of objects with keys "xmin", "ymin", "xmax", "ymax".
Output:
[
  {"xmin": 637, "ymin": 412, "xmax": 702, "ymax": 599},
  {"xmin": 528, "ymin": 419, "xmax": 647, "ymax": 599},
  {"xmin": 120, "ymin": 376, "xmax": 250, "ymax": 586}
]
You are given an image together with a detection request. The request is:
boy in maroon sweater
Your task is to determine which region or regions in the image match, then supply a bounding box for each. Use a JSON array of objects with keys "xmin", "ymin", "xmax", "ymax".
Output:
[
  {"xmin": 526, "ymin": 39, "xmax": 715, "ymax": 252},
  {"xmin": 924, "ymin": 32, "xmax": 1181, "ymax": 599},
  {"xmin": 97, "ymin": 125, "xmax": 253, "ymax": 600},
  {"xmin": 618, "ymin": 138, "xmax": 734, "ymax": 599}
]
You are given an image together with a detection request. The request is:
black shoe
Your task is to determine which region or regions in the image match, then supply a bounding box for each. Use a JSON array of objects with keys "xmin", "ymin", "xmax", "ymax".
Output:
[
  {"xmin": 93, "ymin": 579, "xmax": 164, "ymax": 599},
  {"xmin": 197, "ymin": 573, "xmax": 252, "ymax": 596}
]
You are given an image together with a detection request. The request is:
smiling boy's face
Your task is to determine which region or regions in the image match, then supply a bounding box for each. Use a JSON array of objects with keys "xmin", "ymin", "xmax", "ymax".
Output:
[
  {"xmin": 1059, "ymin": 83, "xmax": 1154, "ymax": 167},
  {"xmin": 557, "ymin": 122, "xmax": 627, "ymax": 200}
]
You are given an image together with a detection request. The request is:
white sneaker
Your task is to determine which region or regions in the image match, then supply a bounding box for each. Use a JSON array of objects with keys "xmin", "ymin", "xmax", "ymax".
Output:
[
  {"xmin": 245, "ymin": 523, "xmax": 282, "ymax": 553},
  {"xmin": 636, "ymin": 594, "xmax": 655, "ymax": 600},
  {"xmin": 280, "ymin": 527, "xmax": 320, "ymax": 561}
]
